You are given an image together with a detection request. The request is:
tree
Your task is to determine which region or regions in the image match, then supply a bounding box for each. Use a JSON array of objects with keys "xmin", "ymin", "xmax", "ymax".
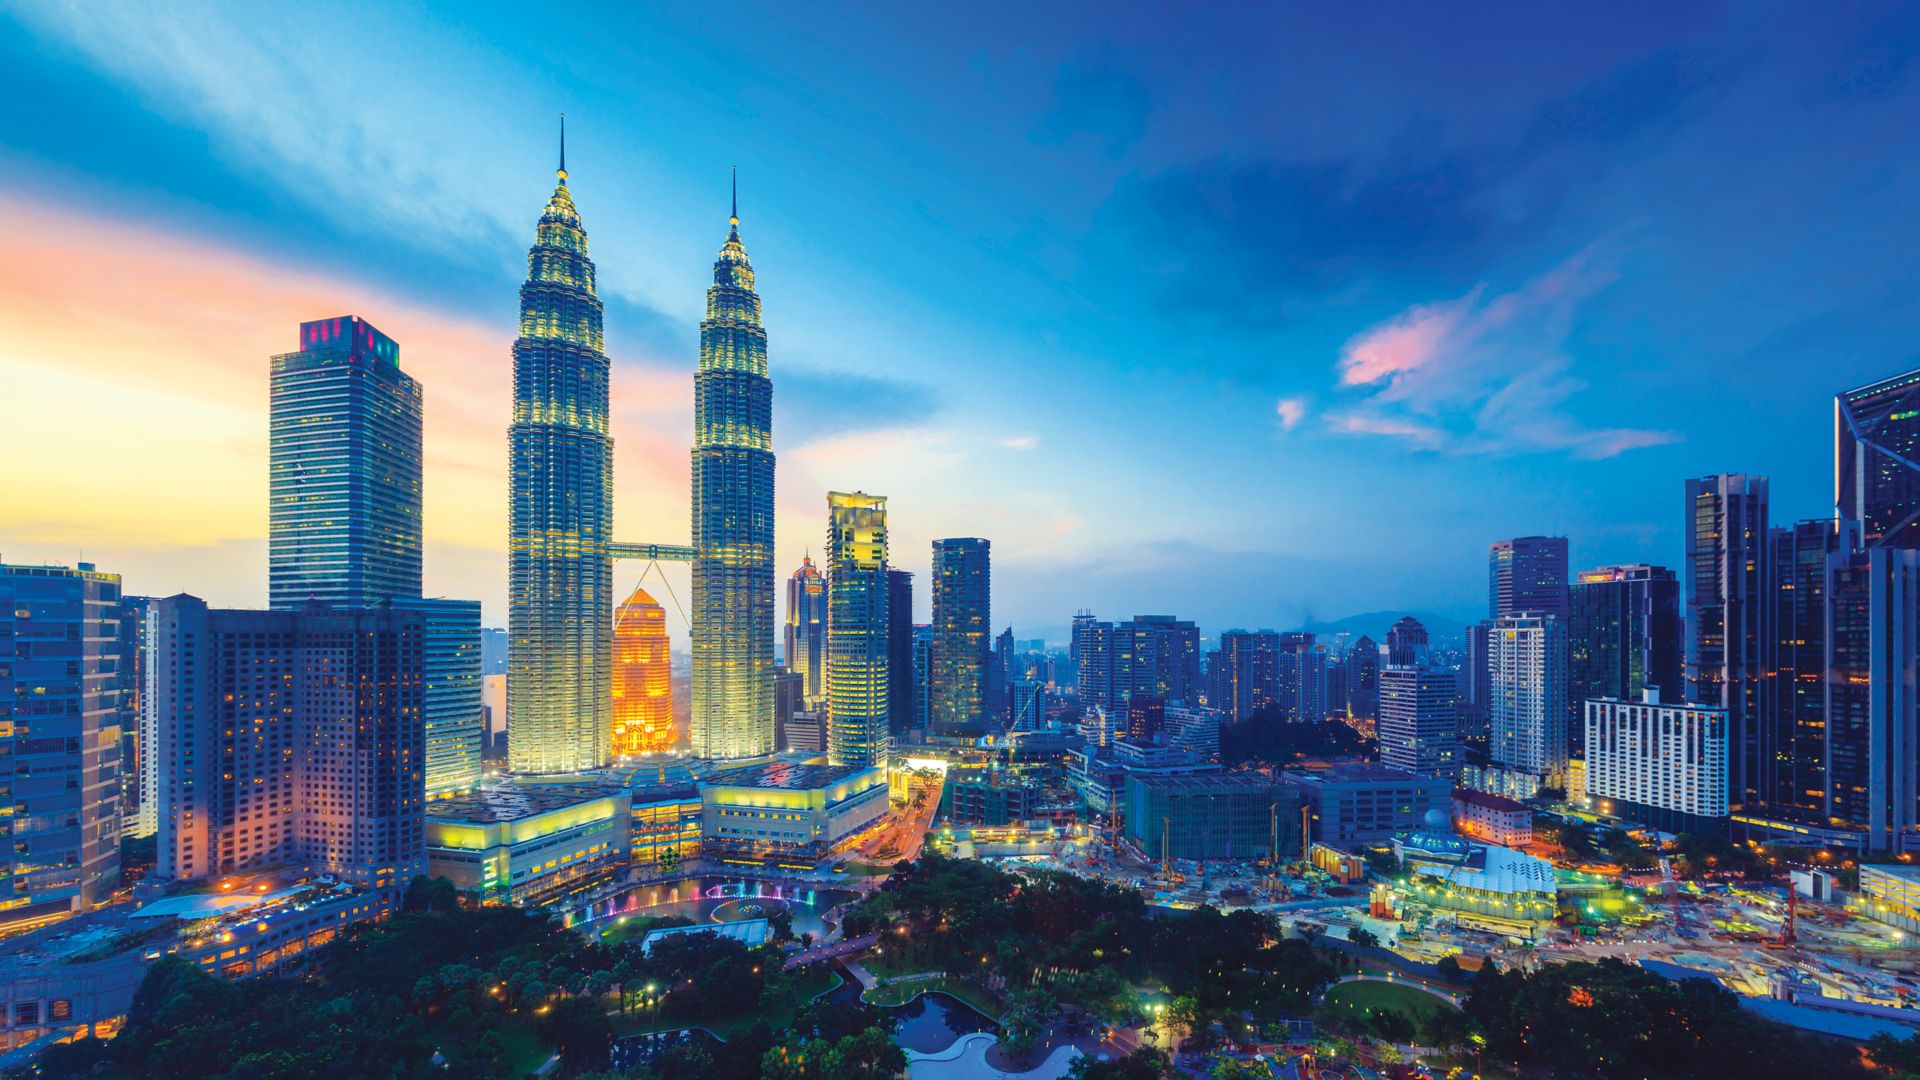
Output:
[
  {"xmin": 536, "ymin": 995, "xmax": 612, "ymax": 1074},
  {"xmin": 769, "ymin": 906, "xmax": 796, "ymax": 942},
  {"xmin": 1069, "ymin": 1047, "xmax": 1170, "ymax": 1079},
  {"xmin": 1347, "ymin": 926, "xmax": 1380, "ymax": 949},
  {"xmin": 1435, "ymin": 954, "xmax": 1464, "ymax": 982},
  {"xmin": 402, "ymin": 874, "xmax": 461, "ymax": 913}
]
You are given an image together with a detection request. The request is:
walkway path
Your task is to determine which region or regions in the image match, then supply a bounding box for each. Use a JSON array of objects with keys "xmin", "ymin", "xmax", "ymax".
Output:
[
  {"xmin": 1329, "ymin": 972, "xmax": 1465, "ymax": 1007},
  {"xmin": 783, "ymin": 932, "xmax": 878, "ymax": 972}
]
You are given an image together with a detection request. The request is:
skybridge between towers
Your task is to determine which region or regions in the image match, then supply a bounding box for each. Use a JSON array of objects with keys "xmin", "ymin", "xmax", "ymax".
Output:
[{"xmin": 609, "ymin": 542, "xmax": 697, "ymax": 562}]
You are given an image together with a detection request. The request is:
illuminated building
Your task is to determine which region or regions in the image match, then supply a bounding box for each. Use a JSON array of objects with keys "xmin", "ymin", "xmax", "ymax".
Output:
[
  {"xmin": 0, "ymin": 563, "xmax": 124, "ymax": 931},
  {"xmin": 1489, "ymin": 536, "xmax": 1569, "ymax": 619},
  {"xmin": 1385, "ymin": 616, "xmax": 1428, "ymax": 667},
  {"xmin": 1393, "ymin": 809, "xmax": 1558, "ymax": 935},
  {"xmin": 1277, "ymin": 632, "xmax": 1327, "ymax": 722},
  {"xmin": 1568, "ymin": 564, "xmax": 1680, "ymax": 759},
  {"xmin": 1288, "ymin": 763, "xmax": 1449, "ymax": 847},
  {"xmin": 1451, "ymin": 789, "xmax": 1532, "ymax": 847},
  {"xmin": 698, "ymin": 762, "xmax": 889, "ymax": 864},
  {"xmin": 612, "ymin": 585, "xmax": 674, "ymax": 755},
  {"xmin": 1072, "ymin": 613, "xmax": 1200, "ymax": 712},
  {"xmin": 886, "ymin": 569, "xmax": 916, "ymax": 735},
  {"xmin": 1488, "ymin": 613, "xmax": 1567, "ymax": 791},
  {"xmin": 1859, "ymin": 864, "xmax": 1920, "ymax": 932},
  {"xmin": 1461, "ymin": 620, "xmax": 1493, "ymax": 736},
  {"xmin": 1378, "ymin": 664, "xmax": 1459, "ymax": 779},
  {"xmin": 1685, "ymin": 474, "xmax": 1771, "ymax": 811},
  {"xmin": 1345, "ymin": 634, "xmax": 1379, "ymax": 720},
  {"xmin": 1770, "ymin": 520, "xmax": 1847, "ymax": 818},
  {"xmin": 912, "ymin": 625, "xmax": 933, "ymax": 729},
  {"xmin": 784, "ymin": 556, "xmax": 826, "ymax": 706},
  {"xmin": 1837, "ymin": 367, "xmax": 1920, "ymax": 550},
  {"xmin": 1824, "ymin": 545, "xmax": 1920, "ymax": 851},
  {"xmin": 396, "ymin": 598, "xmax": 483, "ymax": 797},
  {"xmin": 423, "ymin": 783, "xmax": 631, "ymax": 905},
  {"xmin": 826, "ymin": 492, "xmax": 890, "ymax": 768},
  {"xmin": 268, "ymin": 315, "xmax": 422, "ymax": 610},
  {"xmin": 121, "ymin": 594, "xmax": 156, "ymax": 839},
  {"xmin": 930, "ymin": 538, "xmax": 991, "ymax": 735},
  {"xmin": 151, "ymin": 595, "xmax": 424, "ymax": 890},
  {"xmin": 1164, "ymin": 705, "xmax": 1222, "ymax": 760},
  {"xmin": 1124, "ymin": 773, "xmax": 1302, "ymax": 862},
  {"xmin": 1071, "ymin": 613, "xmax": 1112, "ymax": 707},
  {"xmin": 1208, "ymin": 629, "xmax": 1280, "ymax": 722},
  {"xmin": 690, "ymin": 179, "xmax": 777, "ymax": 761},
  {"xmin": 1584, "ymin": 690, "xmax": 1728, "ymax": 834},
  {"xmin": 509, "ymin": 133, "xmax": 614, "ymax": 774}
]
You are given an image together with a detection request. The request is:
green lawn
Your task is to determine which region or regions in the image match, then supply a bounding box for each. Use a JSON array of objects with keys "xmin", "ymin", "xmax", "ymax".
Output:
[
  {"xmin": 1319, "ymin": 979, "xmax": 1458, "ymax": 1026},
  {"xmin": 423, "ymin": 1014, "xmax": 552, "ymax": 1075},
  {"xmin": 862, "ymin": 975, "xmax": 1003, "ymax": 1019},
  {"xmin": 609, "ymin": 965, "xmax": 842, "ymax": 1039},
  {"xmin": 593, "ymin": 914, "xmax": 685, "ymax": 948},
  {"xmin": 838, "ymin": 861, "xmax": 897, "ymax": 877}
]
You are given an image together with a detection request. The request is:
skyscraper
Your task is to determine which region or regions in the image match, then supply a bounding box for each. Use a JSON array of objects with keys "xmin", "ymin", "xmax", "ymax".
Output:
[
  {"xmin": 1685, "ymin": 474, "xmax": 1771, "ymax": 812},
  {"xmin": 1490, "ymin": 613, "xmax": 1569, "ymax": 790},
  {"xmin": 613, "ymin": 585, "xmax": 674, "ymax": 756},
  {"xmin": 885, "ymin": 569, "xmax": 916, "ymax": 736},
  {"xmin": 1489, "ymin": 536, "xmax": 1570, "ymax": 619},
  {"xmin": 827, "ymin": 493, "xmax": 890, "ymax": 767},
  {"xmin": 930, "ymin": 538, "xmax": 990, "ymax": 736},
  {"xmin": 1837, "ymin": 368, "xmax": 1920, "ymax": 550},
  {"xmin": 269, "ymin": 316, "xmax": 422, "ymax": 610},
  {"xmin": 1379, "ymin": 665, "xmax": 1459, "ymax": 779},
  {"xmin": 912, "ymin": 625, "xmax": 933, "ymax": 731},
  {"xmin": 1568, "ymin": 564, "xmax": 1681, "ymax": 758},
  {"xmin": 690, "ymin": 178, "xmax": 776, "ymax": 761},
  {"xmin": 1072, "ymin": 612, "xmax": 1113, "ymax": 709},
  {"xmin": 508, "ymin": 138, "xmax": 613, "ymax": 774},
  {"xmin": 1346, "ymin": 635, "xmax": 1380, "ymax": 720},
  {"xmin": 784, "ymin": 556, "xmax": 827, "ymax": 706},
  {"xmin": 397, "ymin": 597, "xmax": 483, "ymax": 797},
  {"xmin": 1770, "ymin": 520, "xmax": 1850, "ymax": 818},
  {"xmin": 1823, "ymin": 545, "xmax": 1920, "ymax": 851},
  {"xmin": 121, "ymin": 594, "xmax": 156, "ymax": 839},
  {"xmin": 1210, "ymin": 630, "xmax": 1280, "ymax": 723},
  {"xmin": 1385, "ymin": 616, "xmax": 1428, "ymax": 667},
  {"xmin": 0, "ymin": 562, "xmax": 124, "ymax": 927}
]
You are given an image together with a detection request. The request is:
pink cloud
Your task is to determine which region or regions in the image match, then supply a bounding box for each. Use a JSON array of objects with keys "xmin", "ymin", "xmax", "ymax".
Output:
[
  {"xmin": 1336, "ymin": 293, "xmax": 1475, "ymax": 386},
  {"xmin": 1275, "ymin": 396, "xmax": 1308, "ymax": 430}
]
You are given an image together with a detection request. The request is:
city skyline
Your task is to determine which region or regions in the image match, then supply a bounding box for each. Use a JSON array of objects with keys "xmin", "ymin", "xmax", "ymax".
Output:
[{"xmin": 11, "ymin": 8, "xmax": 1920, "ymax": 645}]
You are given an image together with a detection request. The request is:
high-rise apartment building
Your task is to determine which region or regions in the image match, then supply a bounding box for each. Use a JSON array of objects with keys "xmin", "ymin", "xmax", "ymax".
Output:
[
  {"xmin": 930, "ymin": 538, "xmax": 990, "ymax": 736},
  {"xmin": 509, "ymin": 147, "xmax": 613, "ymax": 774},
  {"xmin": 0, "ymin": 563, "xmax": 125, "ymax": 928},
  {"xmin": 613, "ymin": 585, "xmax": 674, "ymax": 756},
  {"xmin": 911, "ymin": 625, "xmax": 933, "ymax": 731},
  {"xmin": 1489, "ymin": 613, "xmax": 1568, "ymax": 788},
  {"xmin": 784, "ymin": 556, "xmax": 827, "ymax": 706},
  {"xmin": 1489, "ymin": 536, "xmax": 1570, "ymax": 619},
  {"xmin": 1568, "ymin": 564, "xmax": 1681, "ymax": 758},
  {"xmin": 885, "ymin": 570, "xmax": 915, "ymax": 736},
  {"xmin": 1210, "ymin": 630, "xmax": 1280, "ymax": 723},
  {"xmin": 1584, "ymin": 691, "xmax": 1729, "ymax": 835},
  {"xmin": 1385, "ymin": 616, "xmax": 1428, "ymax": 668},
  {"xmin": 1460, "ymin": 620, "xmax": 1494, "ymax": 738},
  {"xmin": 1346, "ymin": 635, "xmax": 1379, "ymax": 721},
  {"xmin": 1276, "ymin": 633, "xmax": 1328, "ymax": 722},
  {"xmin": 269, "ymin": 316, "xmax": 423, "ymax": 610},
  {"xmin": 689, "ymin": 185, "xmax": 778, "ymax": 761},
  {"xmin": 396, "ymin": 598, "xmax": 483, "ymax": 796},
  {"xmin": 121, "ymin": 594, "xmax": 156, "ymax": 839},
  {"xmin": 1770, "ymin": 520, "xmax": 1850, "ymax": 818},
  {"xmin": 1378, "ymin": 665, "xmax": 1459, "ymax": 779},
  {"xmin": 151, "ymin": 595, "xmax": 424, "ymax": 888},
  {"xmin": 1072, "ymin": 613, "xmax": 1112, "ymax": 708},
  {"xmin": 1837, "ymin": 368, "xmax": 1920, "ymax": 550},
  {"xmin": 1685, "ymin": 474, "xmax": 1771, "ymax": 811},
  {"xmin": 827, "ymin": 493, "xmax": 890, "ymax": 767}
]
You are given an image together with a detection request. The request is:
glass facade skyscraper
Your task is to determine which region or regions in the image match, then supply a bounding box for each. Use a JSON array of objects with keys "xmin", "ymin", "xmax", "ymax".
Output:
[
  {"xmin": 886, "ymin": 569, "xmax": 916, "ymax": 735},
  {"xmin": 1685, "ymin": 474, "xmax": 1771, "ymax": 812},
  {"xmin": 690, "ymin": 187, "xmax": 776, "ymax": 761},
  {"xmin": 784, "ymin": 555, "xmax": 826, "ymax": 707},
  {"xmin": 1489, "ymin": 536, "xmax": 1569, "ymax": 619},
  {"xmin": 269, "ymin": 316, "xmax": 422, "ymax": 610},
  {"xmin": 613, "ymin": 585, "xmax": 674, "ymax": 756},
  {"xmin": 930, "ymin": 538, "xmax": 990, "ymax": 736},
  {"xmin": 1837, "ymin": 367, "xmax": 1920, "ymax": 550},
  {"xmin": 827, "ymin": 493, "xmax": 889, "ymax": 767},
  {"xmin": 508, "ymin": 148, "xmax": 613, "ymax": 774},
  {"xmin": 1567, "ymin": 564, "xmax": 1681, "ymax": 758},
  {"xmin": 395, "ymin": 597, "xmax": 483, "ymax": 797}
]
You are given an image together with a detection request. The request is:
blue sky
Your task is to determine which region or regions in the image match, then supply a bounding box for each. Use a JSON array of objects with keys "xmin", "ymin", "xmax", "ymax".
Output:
[{"xmin": 5, "ymin": 2, "xmax": 1920, "ymax": 643}]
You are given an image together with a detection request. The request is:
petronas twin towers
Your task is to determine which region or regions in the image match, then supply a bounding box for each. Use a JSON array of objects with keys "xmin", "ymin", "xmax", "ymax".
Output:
[{"xmin": 508, "ymin": 132, "xmax": 774, "ymax": 774}]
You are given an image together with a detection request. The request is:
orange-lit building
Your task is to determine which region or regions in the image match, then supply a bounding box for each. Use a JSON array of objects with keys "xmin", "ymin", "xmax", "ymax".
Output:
[{"xmin": 613, "ymin": 586, "xmax": 674, "ymax": 754}]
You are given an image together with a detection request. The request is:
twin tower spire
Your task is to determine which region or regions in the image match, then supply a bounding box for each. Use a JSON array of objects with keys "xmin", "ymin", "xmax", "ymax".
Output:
[{"xmin": 508, "ymin": 117, "xmax": 775, "ymax": 774}]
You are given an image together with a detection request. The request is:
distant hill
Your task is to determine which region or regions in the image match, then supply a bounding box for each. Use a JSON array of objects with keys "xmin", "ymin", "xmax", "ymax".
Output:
[{"xmin": 1299, "ymin": 610, "xmax": 1473, "ymax": 646}]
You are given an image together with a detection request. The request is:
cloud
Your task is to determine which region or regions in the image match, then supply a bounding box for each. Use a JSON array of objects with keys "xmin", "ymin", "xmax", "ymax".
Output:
[
  {"xmin": 1032, "ymin": 54, "xmax": 1152, "ymax": 158},
  {"xmin": 1328, "ymin": 249, "xmax": 1678, "ymax": 459},
  {"xmin": 999, "ymin": 434, "xmax": 1040, "ymax": 450},
  {"xmin": 1274, "ymin": 397, "xmax": 1308, "ymax": 431}
]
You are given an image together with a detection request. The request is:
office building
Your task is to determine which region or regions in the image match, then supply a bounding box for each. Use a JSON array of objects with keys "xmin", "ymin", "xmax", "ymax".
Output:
[
  {"xmin": 1210, "ymin": 629, "xmax": 1280, "ymax": 722},
  {"xmin": 1489, "ymin": 613, "xmax": 1568, "ymax": 789},
  {"xmin": 1461, "ymin": 620, "xmax": 1494, "ymax": 737},
  {"xmin": 268, "ymin": 316, "xmax": 422, "ymax": 610},
  {"xmin": 150, "ymin": 595, "xmax": 424, "ymax": 889},
  {"xmin": 509, "ymin": 146, "xmax": 614, "ymax": 774},
  {"xmin": 1771, "ymin": 520, "xmax": 1850, "ymax": 817},
  {"xmin": 1378, "ymin": 665, "xmax": 1459, "ymax": 778},
  {"xmin": 1837, "ymin": 368, "xmax": 1920, "ymax": 550},
  {"xmin": 1568, "ymin": 564, "xmax": 1681, "ymax": 756},
  {"xmin": 424, "ymin": 783, "xmax": 631, "ymax": 905},
  {"xmin": 989, "ymin": 627, "xmax": 1013, "ymax": 725},
  {"xmin": 1584, "ymin": 690, "xmax": 1729, "ymax": 835},
  {"xmin": 1489, "ymin": 536, "xmax": 1569, "ymax": 619},
  {"xmin": 690, "ymin": 182, "xmax": 778, "ymax": 762},
  {"xmin": 1165, "ymin": 705, "xmax": 1222, "ymax": 760},
  {"xmin": 1124, "ymin": 773, "xmax": 1302, "ymax": 862},
  {"xmin": 1346, "ymin": 635, "xmax": 1379, "ymax": 720},
  {"xmin": 1288, "ymin": 763, "xmax": 1451, "ymax": 847},
  {"xmin": 1451, "ymin": 789, "xmax": 1532, "ymax": 847},
  {"xmin": 784, "ymin": 556, "xmax": 826, "ymax": 706},
  {"xmin": 930, "ymin": 538, "xmax": 990, "ymax": 736},
  {"xmin": 1685, "ymin": 474, "xmax": 1771, "ymax": 811},
  {"xmin": 1385, "ymin": 616, "xmax": 1428, "ymax": 667},
  {"xmin": 826, "ymin": 493, "xmax": 890, "ymax": 768},
  {"xmin": 0, "ymin": 563, "xmax": 125, "ymax": 931},
  {"xmin": 612, "ymin": 585, "xmax": 674, "ymax": 756},
  {"xmin": 1825, "ymin": 546, "xmax": 1920, "ymax": 851},
  {"xmin": 886, "ymin": 569, "xmax": 916, "ymax": 735},
  {"xmin": 396, "ymin": 598, "xmax": 484, "ymax": 796},
  {"xmin": 697, "ymin": 762, "xmax": 889, "ymax": 864}
]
